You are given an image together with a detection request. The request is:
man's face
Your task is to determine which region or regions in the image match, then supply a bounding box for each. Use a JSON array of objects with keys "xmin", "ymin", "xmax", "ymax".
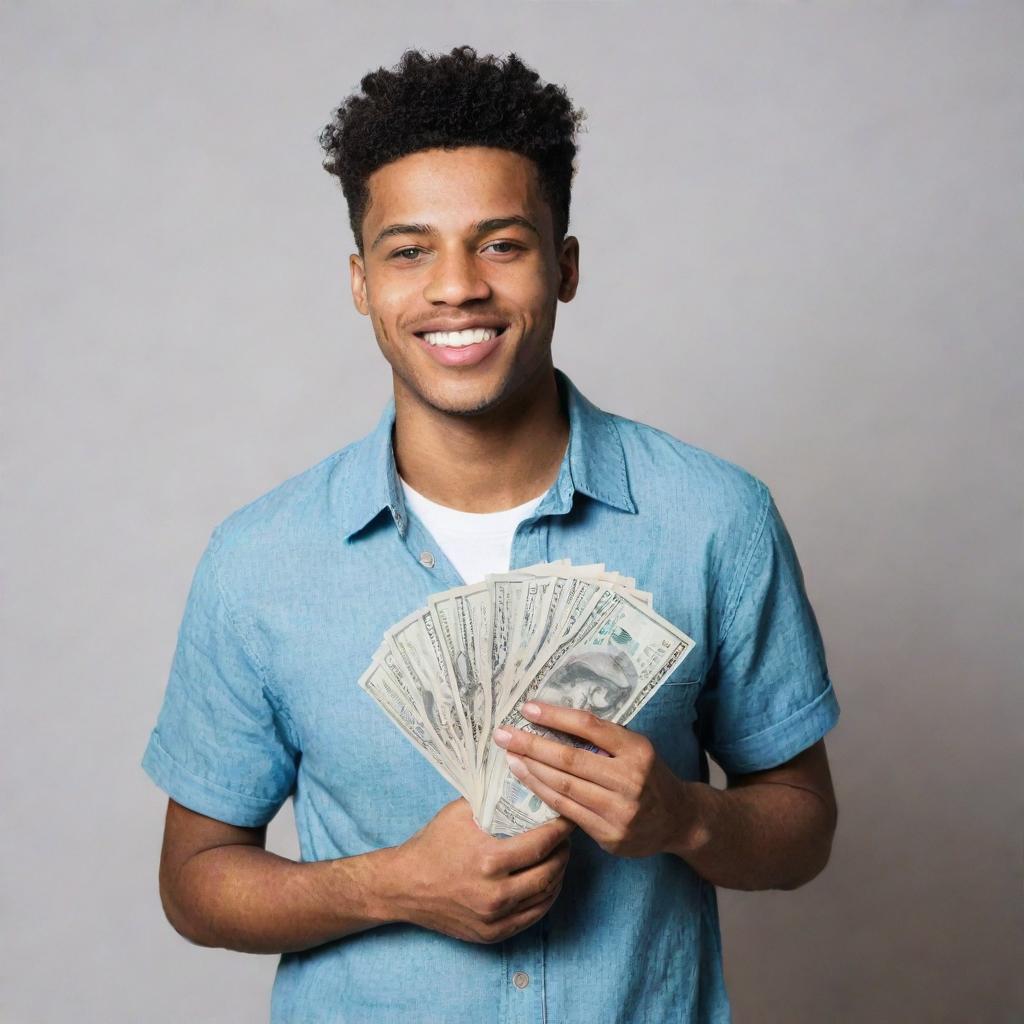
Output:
[
  {"xmin": 350, "ymin": 146, "xmax": 579, "ymax": 416},
  {"xmin": 540, "ymin": 661, "xmax": 629, "ymax": 715}
]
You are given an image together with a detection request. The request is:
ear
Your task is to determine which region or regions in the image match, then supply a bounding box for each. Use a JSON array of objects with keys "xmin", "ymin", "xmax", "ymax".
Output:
[
  {"xmin": 557, "ymin": 236, "xmax": 580, "ymax": 303},
  {"xmin": 349, "ymin": 253, "xmax": 369, "ymax": 315}
]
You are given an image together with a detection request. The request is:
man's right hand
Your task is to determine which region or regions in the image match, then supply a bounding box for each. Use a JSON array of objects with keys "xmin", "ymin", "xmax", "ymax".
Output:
[{"xmin": 383, "ymin": 798, "xmax": 573, "ymax": 944}]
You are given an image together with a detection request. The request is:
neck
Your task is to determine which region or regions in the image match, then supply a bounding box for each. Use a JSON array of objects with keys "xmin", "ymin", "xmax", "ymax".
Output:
[{"xmin": 392, "ymin": 364, "xmax": 569, "ymax": 513}]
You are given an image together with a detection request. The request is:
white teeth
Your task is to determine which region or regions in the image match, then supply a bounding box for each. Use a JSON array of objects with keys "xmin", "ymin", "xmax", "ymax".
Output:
[{"xmin": 422, "ymin": 327, "xmax": 500, "ymax": 347}]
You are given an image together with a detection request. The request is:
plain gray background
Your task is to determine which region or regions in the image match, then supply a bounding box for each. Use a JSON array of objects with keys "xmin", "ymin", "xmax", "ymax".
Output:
[{"xmin": 3, "ymin": 2, "xmax": 1021, "ymax": 1021}]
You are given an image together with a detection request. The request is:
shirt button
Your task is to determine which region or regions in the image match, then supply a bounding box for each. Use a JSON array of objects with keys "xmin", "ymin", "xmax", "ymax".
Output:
[
  {"xmin": 512, "ymin": 971, "xmax": 529, "ymax": 989},
  {"xmin": 418, "ymin": 551, "xmax": 435, "ymax": 569}
]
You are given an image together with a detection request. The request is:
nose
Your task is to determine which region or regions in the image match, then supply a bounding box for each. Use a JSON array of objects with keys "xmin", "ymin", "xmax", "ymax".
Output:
[{"xmin": 422, "ymin": 246, "xmax": 491, "ymax": 306}]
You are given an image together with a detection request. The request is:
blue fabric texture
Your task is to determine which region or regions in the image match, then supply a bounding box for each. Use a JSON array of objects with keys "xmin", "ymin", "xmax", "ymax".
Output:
[{"xmin": 142, "ymin": 369, "xmax": 839, "ymax": 1023}]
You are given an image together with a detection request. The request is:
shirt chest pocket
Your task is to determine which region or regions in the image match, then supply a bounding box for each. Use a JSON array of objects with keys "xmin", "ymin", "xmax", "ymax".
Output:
[
  {"xmin": 625, "ymin": 650, "xmax": 700, "ymax": 727},
  {"xmin": 626, "ymin": 664, "xmax": 703, "ymax": 780}
]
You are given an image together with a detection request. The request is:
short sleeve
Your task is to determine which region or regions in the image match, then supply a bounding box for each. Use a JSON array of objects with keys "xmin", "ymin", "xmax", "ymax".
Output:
[
  {"xmin": 696, "ymin": 486, "xmax": 840, "ymax": 775},
  {"xmin": 141, "ymin": 533, "xmax": 299, "ymax": 827}
]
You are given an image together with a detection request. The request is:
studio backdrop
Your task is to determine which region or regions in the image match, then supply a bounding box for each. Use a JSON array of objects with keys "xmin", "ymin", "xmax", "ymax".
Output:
[{"xmin": 2, "ymin": 2, "xmax": 1020, "ymax": 1022}]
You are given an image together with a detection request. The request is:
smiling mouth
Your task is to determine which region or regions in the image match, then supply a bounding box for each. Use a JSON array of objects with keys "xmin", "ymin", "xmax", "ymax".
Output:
[{"xmin": 415, "ymin": 325, "xmax": 508, "ymax": 348}]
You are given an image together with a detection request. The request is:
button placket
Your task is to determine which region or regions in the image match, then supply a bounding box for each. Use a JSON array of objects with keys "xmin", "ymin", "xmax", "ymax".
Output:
[{"xmin": 503, "ymin": 932, "xmax": 544, "ymax": 1023}]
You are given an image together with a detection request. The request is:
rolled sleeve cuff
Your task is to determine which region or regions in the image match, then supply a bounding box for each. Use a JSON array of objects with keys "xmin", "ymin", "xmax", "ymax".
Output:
[
  {"xmin": 710, "ymin": 680, "xmax": 840, "ymax": 775},
  {"xmin": 141, "ymin": 730, "xmax": 283, "ymax": 828}
]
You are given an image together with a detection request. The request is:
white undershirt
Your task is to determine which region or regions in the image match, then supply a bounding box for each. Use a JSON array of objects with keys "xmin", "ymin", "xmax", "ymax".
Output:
[{"xmin": 399, "ymin": 479, "xmax": 546, "ymax": 584}]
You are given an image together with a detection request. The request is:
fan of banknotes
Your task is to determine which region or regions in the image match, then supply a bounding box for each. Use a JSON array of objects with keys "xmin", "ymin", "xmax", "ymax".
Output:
[{"xmin": 358, "ymin": 561, "xmax": 695, "ymax": 837}]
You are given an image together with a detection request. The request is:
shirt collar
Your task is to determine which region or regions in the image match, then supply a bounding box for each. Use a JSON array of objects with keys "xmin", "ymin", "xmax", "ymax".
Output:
[{"xmin": 335, "ymin": 368, "xmax": 635, "ymax": 541}]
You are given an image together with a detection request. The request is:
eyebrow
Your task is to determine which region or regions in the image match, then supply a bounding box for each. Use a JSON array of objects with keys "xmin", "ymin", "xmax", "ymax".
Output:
[
  {"xmin": 475, "ymin": 216, "xmax": 540, "ymax": 238},
  {"xmin": 370, "ymin": 216, "xmax": 540, "ymax": 252},
  {"xmin": 370, "ymin": 223, "xmax": 434, "ymax": 251}
]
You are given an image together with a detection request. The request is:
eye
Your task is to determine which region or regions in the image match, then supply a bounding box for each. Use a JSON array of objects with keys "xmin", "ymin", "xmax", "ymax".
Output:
[
  {"xmin": 391, "ymin": 247, "xmax": 425, "ymax": 260},
  {"xmin": 482, "ymin": 241, "xmax": 522, "ymax": 256}
]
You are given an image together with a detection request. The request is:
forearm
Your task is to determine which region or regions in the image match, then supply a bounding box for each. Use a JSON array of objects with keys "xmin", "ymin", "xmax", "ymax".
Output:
[
  {"xmin": 165, "ymin": 843, "xmax": 403, "ymax": 954},
  {"xmin": 668, "ymin": 780, "xmax": 836, "ymax": 891}
]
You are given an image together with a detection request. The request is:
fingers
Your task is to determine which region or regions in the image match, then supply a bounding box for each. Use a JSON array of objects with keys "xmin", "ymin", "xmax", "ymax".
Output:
[
  {"xmin": 477, "ymin": 888, "xmax": 561, "ymax": 944},
  {"xmin": 500, "ymin": 755, "xmax": 611, "ymax": 840},
  {"xmin": 468, "ymin": 839, "xmax": 567, "ymax": 933},
  {"xmin": 509, "ymin": 876, "xmax": 564, "ymax": 915},
  {"xmin": 507, "ymin": 754, "xmax": 621, "ymax": 818},
  {"xmin": 521, "ymin": 702, "xmax": 630, "ymax": 753},
  {"xmin": 489, "ymin": 815, "xmax": 574, "ymax": 874},
  {"xmin": 493, "ymin": 725, "xmax": 625, "ymax": 792},
  {"xmin": 501, "ymin": 840, "xmax": 570, "ymax": 908}
]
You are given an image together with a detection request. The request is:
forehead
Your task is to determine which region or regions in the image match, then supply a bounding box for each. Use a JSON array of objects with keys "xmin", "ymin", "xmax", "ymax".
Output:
[{"xmin": 363, "ymin": 146, "xmax": 548, "ymax": 233}]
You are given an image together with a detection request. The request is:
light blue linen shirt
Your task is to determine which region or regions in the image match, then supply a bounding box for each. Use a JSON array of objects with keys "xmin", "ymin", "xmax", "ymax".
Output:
[{"xmin": 142, "ymin": 369, "xmax": 840, "ymax": 1023}]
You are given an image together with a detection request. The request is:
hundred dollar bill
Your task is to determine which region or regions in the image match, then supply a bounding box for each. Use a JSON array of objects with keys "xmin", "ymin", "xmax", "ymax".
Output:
[
  {"xmin": 476, "ymin": 560, "xmax": 571, "ymax": 779},
  {"xmin": 492, "ymin": 579, "xmax": 611, "ymax": 724},
  {"xmin": 358, "ymin": 657, "xmax": 463, "ymax": 793},
  {"xmin": 428, "ymin": 584, "xmax": 489, "ymax": 779},
  {"xmin": 478, "ymin": 583, "xmax": 617, "ymax": 827},
  {"xmin": 385, "ymin": 608, "xmax": 472, "ymax": 778},
  {"xmin": 486, "ymin": 575, "xmax": 515, "ymax": 719},
  {"xmin": 481, "ymin": 588, "xmax": 695, "ymax": 834},
  {"xmin": 517, "ymin": 564, "xmax": 641, "ymax": 681},
  {"xmin": 358, "ymin": 560, "xmax": 695, "ymax": 835}
]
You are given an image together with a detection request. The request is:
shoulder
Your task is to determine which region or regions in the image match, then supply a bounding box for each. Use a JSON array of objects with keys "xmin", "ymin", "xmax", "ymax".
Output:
[
  {"xmin": 206, "ymin": 444, "xmax": 358, "ymax": 567},
  {"xmin": 611, "ymin": 412, "xmax": 771, "ymax": 531}
]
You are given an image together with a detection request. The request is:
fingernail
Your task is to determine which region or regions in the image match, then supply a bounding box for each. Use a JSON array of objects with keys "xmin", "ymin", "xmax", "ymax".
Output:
[
  {"xmin": 522, "ymin": 702, "xmax": 541, "ymax": 719},
  {"xmin": 493, "ymin": 728, "xmax": 512, "ymax": 745},
  {"xmin": 506, "ymin": 755, "xmax": 525, "ymax": 775}
]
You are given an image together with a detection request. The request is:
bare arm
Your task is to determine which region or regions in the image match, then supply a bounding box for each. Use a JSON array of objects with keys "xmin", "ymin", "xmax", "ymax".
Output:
[
  {"xmin": 666, "ymin": 739, "xmax": 838, "ymax": 890},
  {"xmin": 158, "ymin": 797, "xmax": 573, "ymax": 954},
  {"xmin": 158, "ymin": 799, "xmax": 392, "ymax": 953}
]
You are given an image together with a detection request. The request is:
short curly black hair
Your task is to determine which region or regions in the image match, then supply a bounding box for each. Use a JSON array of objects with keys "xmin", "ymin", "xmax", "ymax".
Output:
[{"xmin": 319, "ymin": 46, "xmax": 586, "ymax": 254}]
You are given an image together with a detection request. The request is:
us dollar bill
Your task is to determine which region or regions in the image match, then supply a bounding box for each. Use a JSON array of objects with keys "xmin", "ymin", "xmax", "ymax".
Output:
[
  {"xmin": 357, "ymin": 657, "xmax": 463, "ymax": 793},
  {"xmin": 358, "ymin": 561, "xmax": 696, "ymax": 837},
  {"xmin": 480, "ymin": 589, "xmax": 695, "ymax": 834},
  {"xmin": 386, "ymin": 608, "xmax": 472, "ymax": 779}
]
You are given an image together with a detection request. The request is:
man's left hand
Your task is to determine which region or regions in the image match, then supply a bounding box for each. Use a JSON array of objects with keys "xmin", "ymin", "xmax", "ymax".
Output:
[{"xmin": 492, "ymin": 701, "xmax": 700, "ymax": 858}]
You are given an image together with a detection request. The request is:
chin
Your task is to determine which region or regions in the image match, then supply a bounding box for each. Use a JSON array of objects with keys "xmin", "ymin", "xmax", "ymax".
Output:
[{"xmin": 409, "ymin": 370, "xmax": 516, "ymax": 418}]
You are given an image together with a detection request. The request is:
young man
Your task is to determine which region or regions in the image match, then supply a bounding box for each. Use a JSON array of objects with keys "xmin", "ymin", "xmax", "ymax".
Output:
[{"xmin": 142, "ymin": 46, "xmax": 840, "ymax": 1023}]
